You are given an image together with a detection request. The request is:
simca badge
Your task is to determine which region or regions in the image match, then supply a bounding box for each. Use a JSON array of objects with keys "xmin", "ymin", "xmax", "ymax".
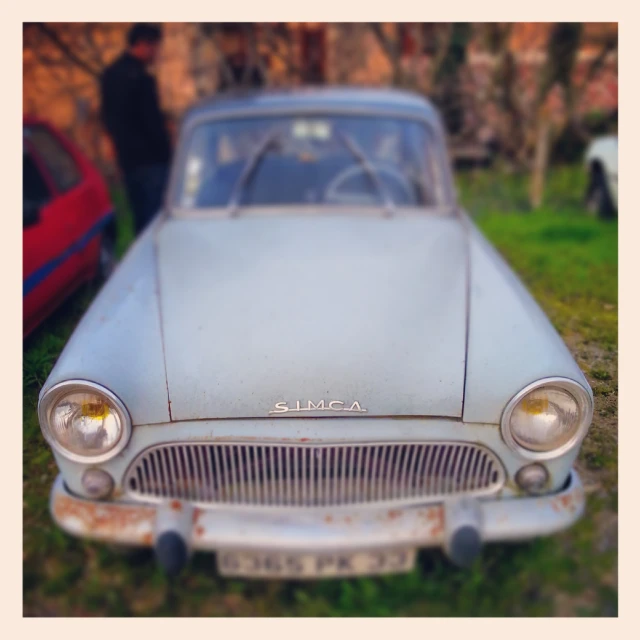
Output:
[{"xmin": 269, "ymin": 400, "xmax": 368, "ymax": 414}]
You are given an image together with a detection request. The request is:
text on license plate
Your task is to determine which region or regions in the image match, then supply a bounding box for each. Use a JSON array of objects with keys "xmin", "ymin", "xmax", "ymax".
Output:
[{"xmin": 217, "ymin": 548, "xmax": 416, "ymax": 578}]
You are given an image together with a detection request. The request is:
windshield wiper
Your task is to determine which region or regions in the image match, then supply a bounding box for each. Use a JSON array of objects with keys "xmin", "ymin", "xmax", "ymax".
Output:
[
  {"xmin": 227, "ymin": 128, "xmax": 283, "ymax": 217},
  {"xmin": 337, "ymin": 131, "xmax": 396, "ymax": 218}
]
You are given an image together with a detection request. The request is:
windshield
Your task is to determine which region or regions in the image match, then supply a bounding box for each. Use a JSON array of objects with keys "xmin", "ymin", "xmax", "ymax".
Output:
[{"xmin": 175, "ymin": 115, "xmax": 444, "ymax": 210}]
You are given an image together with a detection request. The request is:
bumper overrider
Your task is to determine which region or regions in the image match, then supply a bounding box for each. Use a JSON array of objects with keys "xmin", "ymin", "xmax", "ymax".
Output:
[{"xmin": 50, "ymin": 470, "xmax": 585, "ymax": 577}]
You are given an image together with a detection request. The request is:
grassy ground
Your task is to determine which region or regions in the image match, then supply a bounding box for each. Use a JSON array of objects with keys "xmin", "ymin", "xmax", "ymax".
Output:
[{"xmin": 23, "ymin": 165, "xmax": 617, "ymax": 616}]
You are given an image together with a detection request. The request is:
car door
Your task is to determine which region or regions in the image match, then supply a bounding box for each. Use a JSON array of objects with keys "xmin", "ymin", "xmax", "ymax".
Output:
[
  {"xmin": 22, "ymin": 131, "xmax": 87, "ymax": 336},
  {"xmin": 27, "ymin": 123, "xmax": 114, "ymax": 275}
]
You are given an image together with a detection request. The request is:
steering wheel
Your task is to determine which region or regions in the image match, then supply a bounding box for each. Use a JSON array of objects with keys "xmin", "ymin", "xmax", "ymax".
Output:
[{"xmin": 323, "ymin": 163, "xmax": 415, "ymax": 205}]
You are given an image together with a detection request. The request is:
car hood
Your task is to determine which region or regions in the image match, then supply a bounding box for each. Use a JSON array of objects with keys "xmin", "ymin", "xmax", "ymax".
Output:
[{"xmin": 156, "ymin": 215, "xmax": 468, "ymax": 420}]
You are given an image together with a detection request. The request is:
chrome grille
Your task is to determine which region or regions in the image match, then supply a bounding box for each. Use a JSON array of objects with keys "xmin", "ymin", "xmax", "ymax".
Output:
[{"xmin": 123, "ymin": 442, "xmax": 505, "ymax": 508}]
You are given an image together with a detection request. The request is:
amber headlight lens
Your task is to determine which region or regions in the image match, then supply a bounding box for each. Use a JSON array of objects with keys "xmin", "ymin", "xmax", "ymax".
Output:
[
  {"xmin": 39, "ymin": 381, "xmax": 131, "ymax": 462},
  {"xmin": 502, "ymin": 379, "xmax": 592, "ymax": 459}
]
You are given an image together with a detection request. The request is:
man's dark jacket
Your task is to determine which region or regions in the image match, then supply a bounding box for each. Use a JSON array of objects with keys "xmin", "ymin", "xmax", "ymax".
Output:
[{"xmin": 100, "ymin": 53, "xmax": 171, "ymax": 172}]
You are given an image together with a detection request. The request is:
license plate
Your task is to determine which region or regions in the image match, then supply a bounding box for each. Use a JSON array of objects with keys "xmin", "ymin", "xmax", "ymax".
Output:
[{"xmin": 217, "ymin": 548, "xmax": 416, "ymax": 579}]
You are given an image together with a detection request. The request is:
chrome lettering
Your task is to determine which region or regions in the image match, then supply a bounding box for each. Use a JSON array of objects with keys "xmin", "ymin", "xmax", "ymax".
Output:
[
  {"xmin": 347, "ymin": 401, "xmax": 367, "ymax": 413},
  {"xmin": 269, "ymin": 402, "xmax": 289, "ymax": 414},
  {"xmin": 269, "ymin": 400, "xmax": 367, "ymax": 415}
]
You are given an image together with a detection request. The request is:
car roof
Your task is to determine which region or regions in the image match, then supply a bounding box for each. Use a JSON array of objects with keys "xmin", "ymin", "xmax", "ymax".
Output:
[{"xmin": 183, "ymin": 86, "xmax": 442, "ymax": 127}]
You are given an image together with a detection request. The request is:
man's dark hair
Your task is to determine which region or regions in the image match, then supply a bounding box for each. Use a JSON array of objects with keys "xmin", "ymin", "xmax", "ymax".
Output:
[{"xmin": 127, "ymin": 23, "xmax": 162, "ymax": 47}]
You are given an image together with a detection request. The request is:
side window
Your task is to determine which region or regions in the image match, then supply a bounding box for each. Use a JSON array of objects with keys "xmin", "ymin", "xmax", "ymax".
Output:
[
  {"xmin": 23, "ymin": 148, "xmax": 51, "ymax": 205},
  {"xmin": 24, "ymin": 126, "xmax": 82, "ymax": 193}
]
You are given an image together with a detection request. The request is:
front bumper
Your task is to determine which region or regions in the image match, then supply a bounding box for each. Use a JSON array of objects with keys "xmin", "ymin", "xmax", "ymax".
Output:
[{"xmin": 50, "ymin": 469, "xmax": 585, "ymax": 556}]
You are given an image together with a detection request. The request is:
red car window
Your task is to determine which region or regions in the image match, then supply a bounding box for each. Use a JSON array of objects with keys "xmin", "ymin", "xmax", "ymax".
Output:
[
  {"xmin": 23, "ymin": 148, "xmax": 52, "ymax": 206},
  {"xmin": 24, "ymin": 125, "xmax": 82, "ymax": 193}
]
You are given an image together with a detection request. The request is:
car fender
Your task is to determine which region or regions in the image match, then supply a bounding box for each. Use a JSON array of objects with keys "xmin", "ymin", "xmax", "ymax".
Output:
[
  {"xmin": 39, "ymin": 217, "xmax": 171, "ymax": 426},
  {"xmin": 462, "ymin": 217, "xmax": 592, "ymax": 425}
]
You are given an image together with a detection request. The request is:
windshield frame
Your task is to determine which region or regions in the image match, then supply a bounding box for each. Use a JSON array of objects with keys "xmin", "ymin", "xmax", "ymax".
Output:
[{"xmin": 167, "ymin": 106, "xmax": 457, "ymax": 218}]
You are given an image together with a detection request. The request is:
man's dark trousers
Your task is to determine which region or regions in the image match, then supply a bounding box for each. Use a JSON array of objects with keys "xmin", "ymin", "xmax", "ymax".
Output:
[{"xmin": 123, "ymin": 163, "xmax": 170, "ymax": 235}]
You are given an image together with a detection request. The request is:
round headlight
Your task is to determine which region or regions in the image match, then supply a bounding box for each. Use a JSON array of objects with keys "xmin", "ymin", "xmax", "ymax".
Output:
[
  {"xmin": 501, "ymin": 378, "xmax": 592, "ymax": 460},
  {"xmin": 38, "ymin": 381, "xmax": 131, "ymax": 463}
]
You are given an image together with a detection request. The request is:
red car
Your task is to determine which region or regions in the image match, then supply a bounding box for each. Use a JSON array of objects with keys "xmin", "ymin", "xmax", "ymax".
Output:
[{"xmin": 23, "ymin": 117, "xmax": 117, "ymax": 337}]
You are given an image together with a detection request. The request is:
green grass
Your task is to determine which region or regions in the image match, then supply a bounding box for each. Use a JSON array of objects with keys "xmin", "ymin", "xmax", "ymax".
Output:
[
  {"xmin": 23, "ymin": 166, "xmax": 617, "ymax": 616},
  {"xmin": 460, "ymin": 166, "xmax": 618, "ymax": 350}
]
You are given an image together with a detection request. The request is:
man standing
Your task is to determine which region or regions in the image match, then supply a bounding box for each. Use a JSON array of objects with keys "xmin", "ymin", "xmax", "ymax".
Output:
[{"xmin": 100, "ymin": 23, "xmax": 172, "ymax": 235}]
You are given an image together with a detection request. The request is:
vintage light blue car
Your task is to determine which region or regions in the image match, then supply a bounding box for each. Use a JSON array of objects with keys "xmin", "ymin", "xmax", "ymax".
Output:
[{"xmin": 39, "ymin": 88, "xmax": 592, "ymax": 578}]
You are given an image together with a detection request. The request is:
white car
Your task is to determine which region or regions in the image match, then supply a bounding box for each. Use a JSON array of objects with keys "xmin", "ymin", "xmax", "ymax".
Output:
[
  {"xmin": 38, "ymin": 88, "xmax": 593, "ymax": 579},
  {"xmin": 585, "ymin": 135, "xmax": 618, "ymax": 218}
]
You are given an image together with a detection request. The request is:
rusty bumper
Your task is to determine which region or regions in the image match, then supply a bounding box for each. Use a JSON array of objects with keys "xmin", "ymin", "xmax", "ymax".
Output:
[{"xmin": 49, "ymin": 470, "xmax": 585, "ymax": 553}]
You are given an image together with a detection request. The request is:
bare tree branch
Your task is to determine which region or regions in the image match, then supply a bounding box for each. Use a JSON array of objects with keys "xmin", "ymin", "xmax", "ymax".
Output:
[
  {"xmin": 33, "ymin": 23, "xmax": 102, "ymax": 78},
  {"xmin": 429, "ymin": 24, "xmax": 454, "ymax": 84},
  {"xmin": 369, "ymin": 22, "xmax": 396, "ymax": 60},
  {"xmin": 261, "ymin": 23, "xmax": 302, "ymax": 81},
  {"xmin": 81, "ymin": 23, "xmax": 113, "ymax": 71},
  {"xmin": 248, "ymin": 26, "xmax": 269, "ymax": 85},
  {"xmin": 576, "ymin": 36, "xmax": 617, "ymax": 100},
  {"xmin": 203, "ymin": 23, "xmax": 236, "ymax": 88},
  {"xmin": 368, "ymin": 22, "xmax": 403, "ymax": 84}
]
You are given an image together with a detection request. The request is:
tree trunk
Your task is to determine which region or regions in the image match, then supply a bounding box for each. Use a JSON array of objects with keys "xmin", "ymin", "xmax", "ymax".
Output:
[
  {"xmin": 190, "ymin": 24, "xmax": 222, "ymax": 97},
  {"xmin": 432, "ymin": 23, "xmax": 471, "ymax": 138},
  {"xmin": 528, "ymin": 23, "xmax": 582, "ymax": 206},
  {"xmin": 529, "ymin": 116, "xmax": 552, "ymax": 209},
  {"xmin": 369, "ymin": 23, "xmax": 403, "ymax": 86}
]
